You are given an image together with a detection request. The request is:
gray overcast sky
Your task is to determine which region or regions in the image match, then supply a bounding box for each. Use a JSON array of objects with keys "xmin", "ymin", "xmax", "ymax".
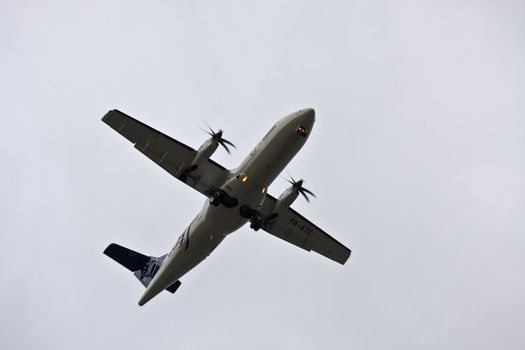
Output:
[{"xmin": 1, "ymin": 0, "xmax": 524, "ymax": 349}]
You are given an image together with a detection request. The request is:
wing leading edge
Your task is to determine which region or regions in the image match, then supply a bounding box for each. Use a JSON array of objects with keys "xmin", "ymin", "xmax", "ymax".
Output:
[
  {"xmin": 102, "ymin": 109, "xmax": 229, "ymax": 196},
  {"xmin": 260, "ymin": 195, "xmax": 351, "ymax": 265}
]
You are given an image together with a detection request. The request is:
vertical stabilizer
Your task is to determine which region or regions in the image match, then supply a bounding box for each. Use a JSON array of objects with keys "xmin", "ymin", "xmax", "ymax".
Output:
[{"xmin": 103, "ymin": 243, "xmax": 182, "ymax": 302}]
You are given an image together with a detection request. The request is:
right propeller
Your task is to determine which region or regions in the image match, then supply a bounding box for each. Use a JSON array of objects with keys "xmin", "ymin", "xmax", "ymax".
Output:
[{"xmin": 287, "ymin": 175, "xmax": 316, "ymax": 203}]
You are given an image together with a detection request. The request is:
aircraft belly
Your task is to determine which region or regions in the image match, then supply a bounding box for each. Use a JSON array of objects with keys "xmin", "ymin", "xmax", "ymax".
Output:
[
  {"xmin": 158, "ymin": 201, "xmax": 247, "ymax": 287},
  {"xmin": 171, "ymin": 219, "xmax": 229, "ymax": 271},
  {"xmin": 166, "ymin": 234, "xmax": 223, "ymax": 280},
  {"xmin": 204, "ymin": 203, "xmax": 249, "ymax": 234},
  {"xmin": 237, "ymin": 134, "xmax": 305, "ymax": 187},
  {"xmin": 138, "ymin": 221, "xmax": 226, "ymax": 305}
]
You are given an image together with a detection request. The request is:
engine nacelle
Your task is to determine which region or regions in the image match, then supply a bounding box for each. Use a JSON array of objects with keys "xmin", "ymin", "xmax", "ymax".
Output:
[
  {"xmin": 272, "ymin": 186, "xmax": 299, "ymax": 217},
  {"xmin": 188, "ymin": 137, "xmax": 219, "ymax": 171}
]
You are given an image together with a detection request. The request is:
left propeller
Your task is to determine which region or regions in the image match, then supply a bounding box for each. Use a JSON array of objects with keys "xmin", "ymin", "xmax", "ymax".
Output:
[
  {"xmin": 202, "ymin": 122, "xmax": 236, "ymax": 154},
  {"xmin": 287, "ymin": 175, "xmax": 316, "ymax": 203}
]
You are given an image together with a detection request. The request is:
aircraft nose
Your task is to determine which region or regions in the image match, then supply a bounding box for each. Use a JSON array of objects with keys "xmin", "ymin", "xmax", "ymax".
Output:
[{"xmin": 298, "ymin": 108, "xmax": 315, "ymax": 127}]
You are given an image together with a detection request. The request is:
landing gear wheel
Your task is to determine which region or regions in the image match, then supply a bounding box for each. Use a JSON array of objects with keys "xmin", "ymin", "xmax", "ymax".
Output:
[
  {"xmin": 209, "ymin": 193, "xmax": 221, "ymax": 207},
  {"xmin": 240, "ymin": 205, "xmax": 263, "ymax": 231},
  {"xmin": 209, "ymin": 190, "xmax": 238, "ymax": 208},
  {"xmin": 249, "ymin": 214, "xmax": 262, "ymax": 232},
  {"xmin": 250, "ymin": 221, "xmax": 261, "ymax": 231}
]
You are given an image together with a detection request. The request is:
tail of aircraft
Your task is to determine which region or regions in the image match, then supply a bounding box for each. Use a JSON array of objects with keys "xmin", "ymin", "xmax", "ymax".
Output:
[{"xmin": 103, "ymin": 243, "xmax": 182, "ymax": 294}]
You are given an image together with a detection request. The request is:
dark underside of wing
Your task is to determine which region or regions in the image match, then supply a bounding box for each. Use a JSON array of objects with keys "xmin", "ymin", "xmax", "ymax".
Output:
[
  {"xmin": 102, "ymin": 109, "xmax": 228, "ymax": 196},
  {"xmin": 260, "ymin": 195, "xmax": 351, "ymax": 265}
]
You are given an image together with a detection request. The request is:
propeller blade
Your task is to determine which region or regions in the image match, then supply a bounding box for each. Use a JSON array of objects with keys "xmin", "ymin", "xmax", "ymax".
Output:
[
  {"xmin": 301, "ymin": 187, "xmax": 316, "ymax": 198},
  {"xmin": 218, "ymin": 140, "xmax": 231, "ymax": 154},
  {"xmin": 299, "ymin": 189, "xmax": 311, "ymax": 203},
  {"xmin": 284, "ymin": 173, "xmax": 316, "ymax": 202},
  {"xmin": 199, "ymin": 126, "xmax": 214, "ymax": 137},
  {"xmin": 220, "ymin": 138, "xmax": 236, "ymax": 148},
  {"xmin": 201, "ymin": 122, "xmax": 236, "ymax": 154},
  {"xmin": 285, "ymin": 170, "xmax": 296, "ymax": 184},
  {"xmin": 203, "ymin": 121, "xmax": 215, "ymax": 135}
]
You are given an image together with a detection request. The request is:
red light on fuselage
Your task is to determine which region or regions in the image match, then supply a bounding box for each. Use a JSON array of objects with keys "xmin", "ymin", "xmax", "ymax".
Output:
[{"xmin": 296, "ymin": 126, "xmax": 308, "ymax": 137}]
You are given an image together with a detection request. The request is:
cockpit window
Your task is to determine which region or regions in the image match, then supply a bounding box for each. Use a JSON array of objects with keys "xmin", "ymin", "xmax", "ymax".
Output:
[{"xmin": 296, "ymin": 125, "xmax": 308, "ymax": 137}]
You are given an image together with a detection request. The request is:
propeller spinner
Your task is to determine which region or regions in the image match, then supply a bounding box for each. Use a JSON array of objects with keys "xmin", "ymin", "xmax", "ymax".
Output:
[
  {"xmin": 287, "ymin": 175, "xmax": 316, "ymax": 203},
  {"xmin": 202, "ymin": 122, "xmax": 236, "ymax": 154}
]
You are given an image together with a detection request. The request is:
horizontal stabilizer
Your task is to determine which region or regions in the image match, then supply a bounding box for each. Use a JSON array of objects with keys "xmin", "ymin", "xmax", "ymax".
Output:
[{"xmin": 166, "ymin": 280, "xmax": 182, "ymax": 294}]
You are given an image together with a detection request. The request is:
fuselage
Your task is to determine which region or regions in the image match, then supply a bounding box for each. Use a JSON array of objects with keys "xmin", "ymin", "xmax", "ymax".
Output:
[{"xmin": 138, "ymin": 109, "xmax": 315, "ymax": 305}]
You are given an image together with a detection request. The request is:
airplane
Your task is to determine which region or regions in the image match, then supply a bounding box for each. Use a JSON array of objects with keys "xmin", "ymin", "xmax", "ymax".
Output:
[{"xmin": 101, "ymin": 108, "xmax": 351, "ymax": 306}]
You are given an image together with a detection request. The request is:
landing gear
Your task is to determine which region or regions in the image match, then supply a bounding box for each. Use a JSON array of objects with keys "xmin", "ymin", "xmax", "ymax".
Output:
[
  {"xmin": 209, "ymin": 193, "xmax": 221, "ymax": 207},
  {"xmin": 240, "ymin": 205, "xmax": 262, "ymax": 231},
  {"xmin": 209, "ymin": 190, "xmax": 239, "ymax": 208},
  {"xmin": 249, "ymin": 216, "xmax": 262, "ymax": 231}
]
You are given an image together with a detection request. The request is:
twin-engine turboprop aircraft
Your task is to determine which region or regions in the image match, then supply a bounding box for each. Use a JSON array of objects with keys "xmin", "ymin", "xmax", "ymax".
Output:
[{"xmin": 102, "ymin": 109, "xmax": 351, "ymax": 306}]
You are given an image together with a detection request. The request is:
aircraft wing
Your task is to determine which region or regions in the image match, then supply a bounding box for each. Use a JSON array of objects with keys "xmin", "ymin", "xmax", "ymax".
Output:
[
  {"xmin": 259, "ymin": 195, "xmax": 351, "ymax": 265},
  {"xmin": 102, "ymin": 109, "xmax": 229, "ymax": 196}
]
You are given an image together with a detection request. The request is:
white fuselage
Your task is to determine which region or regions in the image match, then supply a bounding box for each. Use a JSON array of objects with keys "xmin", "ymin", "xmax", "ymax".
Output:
[{"xmin": 138, "ymin": 109, "xmax": 315, "ymax": 305}]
